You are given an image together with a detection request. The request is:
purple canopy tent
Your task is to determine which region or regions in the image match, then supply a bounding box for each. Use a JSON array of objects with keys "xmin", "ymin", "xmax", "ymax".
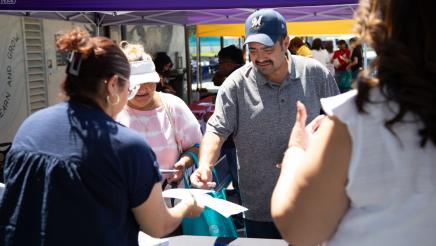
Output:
[
  {"xmin": 0, "ymin": 0, "xmax": 358, "ymax": 101},
  {"xmin": 0, "ymin": 0, "xmax": 357, "ymax": 25},
  {"xmin": 1, "ymin": 0, "xmax": 357, "ymax": 12}
]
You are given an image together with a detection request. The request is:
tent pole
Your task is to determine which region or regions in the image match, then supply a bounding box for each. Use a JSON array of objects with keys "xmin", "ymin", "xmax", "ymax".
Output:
[
  {"xmin": 94, "ymin": 13, "xmax": 100, "ymax": 36},
  {"xmin": 184, "ymin": 25, "xmax": 192, "ymax": 104},
  {"xmin": 196, "ymin": 37, "xmax": 201, "ymax": 90},
  {"xmin": 120, "ymin": 25, "xmax": 127, "ymax": 40},
  {"xmin": 363, "ymin": 43, "xmax": 368, "ymax": 69}
]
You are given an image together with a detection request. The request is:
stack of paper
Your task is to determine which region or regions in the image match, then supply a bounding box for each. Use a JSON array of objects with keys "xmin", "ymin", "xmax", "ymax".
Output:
[{"xmin": 138, "ymin": 232, "xmax": 169, "ymax": 246}]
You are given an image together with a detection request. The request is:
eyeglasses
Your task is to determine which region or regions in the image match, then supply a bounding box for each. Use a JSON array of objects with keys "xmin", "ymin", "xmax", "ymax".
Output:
[
  {"xmin": 113, "ymin": 74, "xmax": 137, "ymax": 100},
  {"xmin": 127, "ymin": 83, "xmax": 159, "ymax": 100},
  {"xmin": 127, "ymin": 84, "xmax": 140, "ymax": 100}
]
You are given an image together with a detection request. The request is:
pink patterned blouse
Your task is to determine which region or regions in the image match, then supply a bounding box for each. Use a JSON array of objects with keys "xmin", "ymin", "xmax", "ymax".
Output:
[{"xmin": 117, "ymin": 93, "xmax": 202, "ymax": 179}]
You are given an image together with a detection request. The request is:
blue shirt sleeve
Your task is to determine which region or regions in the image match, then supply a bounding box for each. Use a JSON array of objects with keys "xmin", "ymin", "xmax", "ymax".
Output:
[{"xmin": 122, "ymin": 137, "xmax": 162, "ymax": 208}]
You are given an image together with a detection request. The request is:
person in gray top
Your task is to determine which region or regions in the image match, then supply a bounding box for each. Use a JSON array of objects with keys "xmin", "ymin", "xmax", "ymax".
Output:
[{"xmin": 190, "ymin": 9, "xmax": 339, "ymax": 239}]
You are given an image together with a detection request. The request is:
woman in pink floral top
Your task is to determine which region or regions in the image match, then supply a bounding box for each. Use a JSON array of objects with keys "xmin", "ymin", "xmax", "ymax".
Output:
[{"xmin": 117, "ymin": 43, "xmax": 202, "ymax": 187}]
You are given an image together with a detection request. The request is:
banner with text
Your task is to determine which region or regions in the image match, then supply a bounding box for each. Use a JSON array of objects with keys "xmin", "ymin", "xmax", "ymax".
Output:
[{"xmin": 0, "ymin": 16, "xmax": 26, "ymax": 139}]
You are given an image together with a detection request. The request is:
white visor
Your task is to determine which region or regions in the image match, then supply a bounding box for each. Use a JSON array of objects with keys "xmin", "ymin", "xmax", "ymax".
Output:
[{"xmin": 128, "ymin": 60, "xmax": 160, "ymax": 99}]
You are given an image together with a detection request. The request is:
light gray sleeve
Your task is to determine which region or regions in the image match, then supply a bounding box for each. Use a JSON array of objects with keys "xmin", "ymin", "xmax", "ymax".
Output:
[
  {"xmin": 320, "ymin": 66, "xmax": 340, "ymax": 97},
  {"xmin": 206, "ymin": 78, "xmax": 238, "ymax": 140}
]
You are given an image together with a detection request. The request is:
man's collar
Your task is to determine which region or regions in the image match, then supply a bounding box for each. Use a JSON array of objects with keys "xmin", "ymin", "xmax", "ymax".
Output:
[{"xmin": 287, "ymin": 50, "xmax": 301, "ymax": 80}]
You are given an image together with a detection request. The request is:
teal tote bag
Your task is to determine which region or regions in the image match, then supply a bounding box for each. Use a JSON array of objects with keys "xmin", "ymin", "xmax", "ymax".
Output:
[{"xmin": 182, "ymin": 168, "xmax": 238, "ymax": 237}]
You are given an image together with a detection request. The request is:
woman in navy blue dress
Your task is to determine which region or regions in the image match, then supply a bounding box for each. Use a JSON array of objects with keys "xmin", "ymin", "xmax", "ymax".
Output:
[{"xmin": 0, "ymin": 28, "xmax": 202, "ymax": 246}]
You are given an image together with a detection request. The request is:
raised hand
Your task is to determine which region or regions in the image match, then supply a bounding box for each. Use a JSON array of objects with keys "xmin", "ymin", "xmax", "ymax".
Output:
[{"xmin": 288, "ymin": 101, "xmax": 325, "ymax": 150}]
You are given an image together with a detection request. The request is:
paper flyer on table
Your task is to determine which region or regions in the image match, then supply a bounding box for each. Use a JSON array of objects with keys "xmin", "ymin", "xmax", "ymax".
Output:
[
  {"xmin": 162, "ymin": 188, "xmax": 248, "ymax": 217},
  {"xmin": 199, "ymin": 194, "xmax": 248, "ymax": 218},
  {"xmin": 138, "ymin": 232, "xmax": 169, "ymax": 246}
]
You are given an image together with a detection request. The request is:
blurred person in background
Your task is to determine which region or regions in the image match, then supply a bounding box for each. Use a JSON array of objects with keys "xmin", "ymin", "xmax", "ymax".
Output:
[
  {"xmin": 324, "ymin": 41, "xmax": 336, "ymax": 77},
  {"xmin": 212, "ymin": 45, "xmax": 244, "ymax": 87},
  {"xmin": 332, "ymin": 40, "xmax": 351, "ymax": 93},
  {"xmin": 348, "ymin": 37, "xmax": 363, "ymax": 81},
  {"xmin": 311, "ymin": 38, "xmax": 330, "ymax": 68},
  {"xmin": 211, "ymin": 44, "xmax": 244, "ymax": 228},
  {"xmin": 154, "ymin": 52, "xmax": 176, "ymax": 95},
  {"xmin": 289, "ymin": 37, "xmax": 312, "ymax": 58}
]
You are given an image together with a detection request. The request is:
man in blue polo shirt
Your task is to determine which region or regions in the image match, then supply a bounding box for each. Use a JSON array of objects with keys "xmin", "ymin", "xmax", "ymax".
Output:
[{"xmin": 191, "ymin": 9, "xmax": 339, "ymax": 238}]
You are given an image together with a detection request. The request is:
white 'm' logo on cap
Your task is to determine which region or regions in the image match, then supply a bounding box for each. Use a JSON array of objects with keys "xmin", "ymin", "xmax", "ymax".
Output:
[{"xmin": 251, "ymin": 15, "xmax": 263, "ymax": 29}]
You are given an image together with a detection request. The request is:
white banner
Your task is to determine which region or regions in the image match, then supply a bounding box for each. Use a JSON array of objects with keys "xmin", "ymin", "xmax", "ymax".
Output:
[{"xmin": 0, "ymin": 16, "xmax": 26, "ymax": 139}]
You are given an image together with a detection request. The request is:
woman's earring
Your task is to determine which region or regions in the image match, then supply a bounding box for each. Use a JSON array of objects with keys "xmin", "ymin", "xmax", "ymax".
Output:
[{"xmin": 106, "ymin": 94, "xmax": 120, "ymax": 105}]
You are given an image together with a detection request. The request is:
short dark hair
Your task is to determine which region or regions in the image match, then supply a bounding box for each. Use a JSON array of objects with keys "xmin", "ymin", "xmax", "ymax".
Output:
[
  {"xmin": 289, "ymin": 37, "xmax": 305, "ymax": 48},
  {"xmin": 337, "ymin": 39, "xmax": 348, "ymax": 47},
  {"xmin": 218, "ymin": 45, "xmax": 244, "ymax": 65},
  {"xmin": 153, "ymin": 52, "xmax": 173, "ymax": 75},
  {"xmin": 311, "ymin": 38, "xmax": 324, "ymax": 50},
  {"xmin": 325, "ymin": 41, "xmax": 334, "ymax": 53}
]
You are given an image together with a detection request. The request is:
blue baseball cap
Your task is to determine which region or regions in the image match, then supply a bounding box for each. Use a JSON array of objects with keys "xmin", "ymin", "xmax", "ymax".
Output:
[{"xmin": 244, "ymin": 9, "xmax": 288, "ymax": 46}]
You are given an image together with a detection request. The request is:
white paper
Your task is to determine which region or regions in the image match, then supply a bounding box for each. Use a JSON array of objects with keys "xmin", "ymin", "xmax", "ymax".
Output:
[
  {"xmin": 138, "ymin": 232, "xmax": 169, "ymax": 246},
  {"xmin": 197, "ymin": 102, "xmax": 214, "ymax": 107},
  {"xmin": 162, "ymin": 188, "xmax": 211, "ymax": 201},
  {"xmin": 200, "ymin": 194, "xmax": 248, "ymax": 218},
  {"xmin": 162, "ymin": 188, "xmax": 248, "ymax": 217}
]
